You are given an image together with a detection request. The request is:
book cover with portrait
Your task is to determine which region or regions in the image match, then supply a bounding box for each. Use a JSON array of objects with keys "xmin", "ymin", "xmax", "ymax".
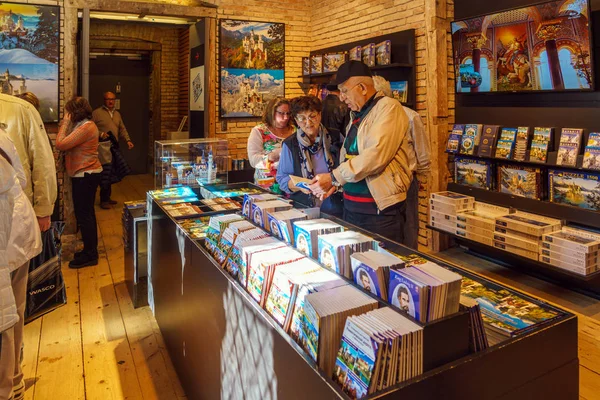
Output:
[
  {"xmin": 388, "ymin": 269, "xmax": 423, "ymax": 321},
  {"xmin": 350, "ymin": 260, "xmax": 380, "ymax": 298}
]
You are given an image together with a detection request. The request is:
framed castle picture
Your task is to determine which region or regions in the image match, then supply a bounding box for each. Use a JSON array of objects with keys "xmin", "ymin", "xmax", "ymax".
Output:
[
  {"xmin": 219, "ymin": 19, "xmax": 285, "ymax": 118},
  {"xmin": 0, "ymin": 2, "xmax": 59, "ymax": 122}
]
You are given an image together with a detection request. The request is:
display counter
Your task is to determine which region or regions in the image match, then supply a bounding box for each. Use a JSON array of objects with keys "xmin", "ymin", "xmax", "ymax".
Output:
[{"xmin": 147, "ymin": 185, "xmax": 578, "ymax": 399}]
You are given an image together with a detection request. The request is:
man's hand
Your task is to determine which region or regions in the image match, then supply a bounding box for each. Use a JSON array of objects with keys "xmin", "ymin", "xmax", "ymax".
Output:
[
  {"xmin": 309, "ymin": 173, "xmax": 333, "ymax": 196},
  {"xmin": 100, "ymin": 132, "xmax": 109, "ymax": 140},
  {"xmin": 127, "ymin": 141, "xmax": 134, "ymax": 150},
  {"xmin": 318, "ymin": 186, "xmax": 337, "ymax": 201},
  {"xmin": 37, "ymin": 216, "xmax": 51, "ymax": 232}
]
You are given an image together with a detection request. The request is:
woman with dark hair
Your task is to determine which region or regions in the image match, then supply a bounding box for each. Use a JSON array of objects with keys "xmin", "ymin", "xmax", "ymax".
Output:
[
  {"xmin": 247, "ymin": 97, "xmax": 296, "ymax": 192},
  {"xmin": 276, "ymin": 96, "xmax": 342, "ymax": 216},
  {"xmin": 55, "ymin": 97, "xmax": 102, "ymax": 268}
]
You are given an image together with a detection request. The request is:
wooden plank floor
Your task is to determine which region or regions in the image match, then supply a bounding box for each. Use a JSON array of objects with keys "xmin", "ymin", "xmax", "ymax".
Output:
[
  {"xmin": 435, "ymin": 247, "xmax": 600, "ymax": 400},
  {"xmin": 22, "ymin": 174, "xmax": 186, "ymax": 400}
]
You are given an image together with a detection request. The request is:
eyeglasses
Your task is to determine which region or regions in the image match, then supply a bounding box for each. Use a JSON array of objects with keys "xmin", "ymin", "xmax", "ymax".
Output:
[
  {"xmin": 295, "ymin": 113, "xmax": 319, "ymax": 123},
  {"xmin": 104, "ymin": 98, "xmax": 116, "ymax": 101},
  {"xmin": 275, "ymin": 110, "xmax": 291, "ymax": 117},
  {"xmin": 339, "ymin": 83, "xmax": 362, "ymax": 99}
]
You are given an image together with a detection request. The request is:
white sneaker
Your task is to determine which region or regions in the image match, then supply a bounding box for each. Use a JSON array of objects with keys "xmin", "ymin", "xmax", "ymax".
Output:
[{"xmin": 12, "ymin": 379, "xmax": 24, "ymax": 400}]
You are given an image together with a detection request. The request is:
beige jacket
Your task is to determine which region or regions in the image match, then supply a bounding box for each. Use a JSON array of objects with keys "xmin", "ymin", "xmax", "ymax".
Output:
[
  {"xmin": 92, "ymin": 106, "xmax": 131, "ymax": 142},
  {"xmin": 0, "ymin": 94, "xmax": 57, "ymax": 217},
  {"xmin": 333, "ymin": 93, "xmax": 413, "ymax": 210}
]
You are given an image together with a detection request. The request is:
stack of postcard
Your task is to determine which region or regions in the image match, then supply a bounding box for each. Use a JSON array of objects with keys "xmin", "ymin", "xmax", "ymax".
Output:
[
  {"xmin": 388, "ymin": 262, "xmax": 462, "ymax": 323},
  {"xmin": 229, "ymin": 235, "xmax": 281, "ymax": 286},
  {"xmin": 246, "ymin": 246, "xmax": 306, "ymax": 306},
  {"xmin": 350, "ymin": 249, "xmax": 405, "ymax": 300},
  {"xmin": 494, "ymin": 212, "xmax": 562, "ymax": 260},
  {"xmin": 297, "ymin": 285, "xmax": 378, "ymax": 377},
  {"xmin": 540, "ymin": 227, "xmax": 600, "ymax": 275},
  {"xmin": 293, "ymin": 219, "xmax": 344, "ymax": 257},
  {"xmin": 213, "ymin": 220, "xmax": 256, "ymax": 265},
  {"xmin": 263, "ymin": 258, "xmax": 325, "ymax": 328},
  {"xmin": 460, "ymin": 276, "xmax": 561, "ymax": 345},
  {"xmin": 178, "ymin": 216, "xmax": 212, "ymax": 240},
  {"xmin": 333, "ymin": 307, "xmax": 423, "ymax": 398},
  {"xmin": 242, "ymin": 193, "xmax": 281, "ymax": 218},
  {"xmin": 251, "ymin": 199, "xmax": 294, "ymax": 229},
  {"xmin": 513, "ymin": 127, "xmax": 530, "ymax": 161},
  {"xmin": 428, "ymin": 191, "xmax": 475, "ymax": 234},
  {"xmin": 317, "ymin": 231, "xmax": 378, "ymax": 278},
  {"xmin": 204, "ymin": 214, "xmax": 244, "ymax": 254},
  {"xmin": 200, "ymin": 197, "xmax": 242, "ymax": 211},
  {"xmin": 460, "ymin": 295, "xmax": 489, "ymax": 352},
  {"xmin": 267, "ymin": 209, "xmax": 309, "ymax": 245},
  {"xmin": 163, "ymin": 203, "xmax": 204, "ymax": 219},
  {"xmin": 456, "ymin": 202, "xmax": 511, "ymax": 246}
]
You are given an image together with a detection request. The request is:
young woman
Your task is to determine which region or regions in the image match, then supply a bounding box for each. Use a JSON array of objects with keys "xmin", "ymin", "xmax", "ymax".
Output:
[
  {"xmin": 55, "ymin": 97, "xmax": 102, "ymax": 268},
  {"xmin": 247, "ymin": 97, "xmax": 296, "ymax": 192},
  {"xmin": 276, "ymin": 96, "xmax": 342, "ymax": 216}
]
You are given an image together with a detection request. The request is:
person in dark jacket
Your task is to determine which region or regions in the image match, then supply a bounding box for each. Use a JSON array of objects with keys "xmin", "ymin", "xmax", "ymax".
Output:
[
  {"xmin": 321, "ymin": 83, "xmax": 350, "ymax": 155},
  {"xmin": 276, "ymin": 96, "xmax": 342, "ymax": 216}
]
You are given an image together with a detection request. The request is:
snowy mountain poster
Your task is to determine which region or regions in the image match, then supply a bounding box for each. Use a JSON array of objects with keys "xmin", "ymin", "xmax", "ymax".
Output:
[
  {"xmin": 0, "ymin": 3, "xmax": 59, "ymax": 122},
  {"xmin": 219, "ymin": 19, "xmax": 285, "ymax": 118}
]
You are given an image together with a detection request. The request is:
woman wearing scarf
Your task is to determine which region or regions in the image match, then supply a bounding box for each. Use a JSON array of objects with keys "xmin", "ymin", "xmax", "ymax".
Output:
[{"xmin": 276, "ymin": 96, "xmax": 343, "ymax": 216}]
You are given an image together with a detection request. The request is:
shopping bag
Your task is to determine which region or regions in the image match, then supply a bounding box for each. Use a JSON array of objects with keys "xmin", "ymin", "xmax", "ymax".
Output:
[{"xmin": 25, "ymin": 221, "xmax": 67, "ymax": 324}]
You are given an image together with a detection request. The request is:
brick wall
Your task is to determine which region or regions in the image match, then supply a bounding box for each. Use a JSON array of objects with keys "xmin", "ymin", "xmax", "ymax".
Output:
[{"xmin": 213, "ymin": 0, "xmax": 312, "ymax": 159}]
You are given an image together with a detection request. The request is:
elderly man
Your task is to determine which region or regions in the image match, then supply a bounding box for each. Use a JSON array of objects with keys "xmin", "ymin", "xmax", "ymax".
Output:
[
  {"xmin": 309, "ymin": 61, "xmax": 412, "ymax": 244},
  {"xmin": 92, "ymin": 91, "xmax": 133, "ymax": 209}
]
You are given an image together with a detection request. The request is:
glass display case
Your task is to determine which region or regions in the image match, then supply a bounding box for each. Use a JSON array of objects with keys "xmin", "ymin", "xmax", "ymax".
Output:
[{"xmin": 154, "ymin": 139, "xmax": 229, "ymax": 189}]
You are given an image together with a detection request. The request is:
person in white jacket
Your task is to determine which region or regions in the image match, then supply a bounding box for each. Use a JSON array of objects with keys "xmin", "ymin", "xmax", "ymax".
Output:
[{"xmin": 0, "ymin": 129, "xmax": 41, "ymax": 400}]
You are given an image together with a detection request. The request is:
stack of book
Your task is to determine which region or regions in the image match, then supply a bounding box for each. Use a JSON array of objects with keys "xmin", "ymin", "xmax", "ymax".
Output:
[
  {"xmin": 205, "ymin": 214, "xmax": 244, "ymax": 254},
  {"xmin": 428, "ymin": 191, "xmax": 475, "ymax": 233},
  {"xmin": 583, "ymin": 132, "xmax": 600, "ymax": 170},
  {"xmin": 350, "ymin": 250, "xmax": 405, "ymax": 300},
  {"xmin": 267, "ymin": 209, "xmax": 309, "ymax": 245},
  {"xmin": 178, "ymin": 216, "xmax": 212, "ymax": 240},
  {"xmin": 494, "ymin": 127, "xmax": 517, "ymax": 159},
  {"xmin": 246, "ymin": 246, "xmax": 306, "ymax": 306},
  {"xmin": 251, "ymin": 199, "xmax": 294, "ymax": 229},
  {"xmin": 293, "ymin": 219, "xmax": 344, "ymax": 257},
  {"xmin": 333, "ymin": 307, "xmax": 423, "ymax": 398},
  {"xmin": 513, "ymin": 127, "xmax": 530, "ymax": 161},
  {"xmin": 296, "ymin": 284, "xmax": 379, "ymax": 377},
  {"xmin": 460, "ymin": 296, "xmax": 489, "ymax": 352},
  {"xmin": 457, "ymin": 202, "xmax": 512, "ymax": 246},
  {"xmin": 461, "ymin": 276, "xmax": 560, "ymax": 345},
  {"xmin": 213, "ymin": 220, "xmax": 256, "ymax": 265},
  {"xmin": 528, "ymin": 127, "xmax": 553, "ymax": 163},
  {"xmin": 494, "ymin": 212, "xmax": 562, "ymax": 260},
  {"xmin": 540, "ymin": 227, "xmax": 600, "ymax": 275},
  {"xmin": 388, "ymin": 262, "xmax": 462, "ymax": 323},
  {"xmin": 459, "ymin": 124, "xmax": 482, "ymax": 155},
  {"xmin": 242, "ymin": 193, "xmax": 281, "ymax": 218},
  {"xmin": 477, "ymin": 125, "xmax": 499, "ymax": 157},
  {"xmin": 556, "ymin": 128, "xmax": 583, "ymax": 167},
  {"xmin": 163, "ymin": 203, "xmax": 204, "ymax": 219},
  {"xmin": 230, "ymin": 235, "xmax": 282, "ymax": 286},
  {"xmin": 317, "ymin": 231, "xmax": 378, "ymax": 278},
  {"xmin": 200, "ymin": 197, "xmax": 242, "ymax": 211},
  {"xmin": 446, "ymin": 124, "xmax": 464, "ymax": 154}
]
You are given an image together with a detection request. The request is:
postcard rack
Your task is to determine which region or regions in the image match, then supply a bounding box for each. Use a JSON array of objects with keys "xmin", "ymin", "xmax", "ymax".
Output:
[{"xmin": 147, "ymin": 184, "xmax": 578, "ymax": 400}]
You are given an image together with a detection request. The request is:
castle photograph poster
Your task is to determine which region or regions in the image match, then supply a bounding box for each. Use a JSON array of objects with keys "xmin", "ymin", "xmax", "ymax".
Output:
[
  {"xmin": 219, "ymin": 19, "xmax": 285, "ymax": 118},
  {"xmin": 0, "ymin": 2, "xmax": 59, "ymax": 122}
]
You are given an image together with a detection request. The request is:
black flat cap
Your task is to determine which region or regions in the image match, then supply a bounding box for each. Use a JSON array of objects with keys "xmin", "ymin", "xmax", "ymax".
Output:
[{"xmin": 328, "ymin": 60, "xmax": 372, "ymax": 88}]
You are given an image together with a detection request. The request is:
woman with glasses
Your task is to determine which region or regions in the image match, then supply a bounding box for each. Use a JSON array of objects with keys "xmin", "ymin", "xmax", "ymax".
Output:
[
  {"xmin": 247, "ymin": 97, "xmax": 296, "ymax": 192},
  {"xmin": 276, "ymin": 96, "xmax": 342, "ymax": 216}
]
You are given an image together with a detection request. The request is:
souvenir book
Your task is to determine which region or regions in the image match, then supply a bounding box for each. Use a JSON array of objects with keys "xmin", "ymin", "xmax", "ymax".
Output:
[
  {"xmin": 204, "ymin": 214, "xmax": 244, "ymax": 254},
  {"xmin": 556, "ymin": 128, "xmax": 583, "ymax": 167},
  {"xmin": 302, "ymin": 57, "xmax": 310, "ymax": 76},
  {"xmin": 459, "ymin": 124, "xmax": 482, "ymax": 155},
  {"xmin": 230, "ymin": 236, "xmax": 281, "ymax": 285},
  {"xmin": 293, "ymin": 219, "xmax": 344, "ymax": 257},
  {"xmin": 497, "ymin": 164, "xmax": 542, "ymax": 199},
  {"xmin": 375, "ymin": 40, "xmax": 391, "ymax": 65},
  {"xmin": 350, "ymin": 250, "xmax": 404, "ymax": 300},
  {"xmin": 583, "ymin": 133, "xmax": 600, "ymax": 170},
  {"xmin": 513, "ymin": 127, "xmax": 530, "ymax": 161},
  {"xmin": 178, "ymin": 216, "xmax": 211, "ymax": 239},
  {"xmin": 324, "ymin": 52, "xmax": 347, "ymax": 73},
  {"xmin": 349, "ymin": 46, "xmax": 362, "ymax": 61},
  {"xmin": 498, "ymin": 127, "xmax": 518, "ymax": 142},
  {"xmin": 446, "ymin": 124, "xmax": 465, "ymax": 154},
  {"xmin": 318, "ymin": 231, "xmax": 377, "ymax": 278},
  {"xmin": 548, "ymin": 169, "xmax": 600, "ymax": 211},
  {"xmin": 389, "ymin": 81, "xmax": 408, "ymax": 103},
  {"xmin": 213, "ymin": 220, "xmax": 255, "ymax": 265},
  {"xmin": 163, "ymin": 203, "xmax": 204, "ymax": 219},
  {"xmin": 454, "ymin": 157, "xmax": 492, "ymax": 190},
  {"xmin": 477, "ymin": 125, "xmax": 499, "ymax": 157},
  {"xmin": 388, "ymin": 268, "xmax": 429, "ymax": 322},
  {"xmin": 242, "ymin": 193, "xmax": 281, "ymax": 217},
  {"xmin": 361, "ymin": 43, "xmax": 376, "ymax": 67},
  {"xmin": 532, "ymin": 127, "xmax": 553, "ymax": 144},
  {"xmin": 297, "ymin": 285, "xmax": 378, "ymax": 377},
  {"xmin": 267, "ymin": 209, "xmax": 308, "ymax": 245},
  {"xmin": 223, "ymin": 228, "xmax": 269, "ymax": 277},
  {"xmin": 251, "ymin": 199, "xmax": 294, "ymax": 229},
  {"xmin": 311, "ymin": 54, "xmax": 323, "ymax": 74},
  {"xmin": 460, "ymin": 296, "xmax": 489, "ymax": 352},
  {"xmin": 460, "ymin": 276, "xmax": 561, "ymax": 345},
  {"xmin": 494, "ymin": 140, "xmax": 515, "ymax": 159},
  {"xmin": 289, "ymin": 175, "xmax": 312, "ymax": 191},
  {"xmin": 529, "ymin": 142, "xmax": 549, "ymax": 163}
]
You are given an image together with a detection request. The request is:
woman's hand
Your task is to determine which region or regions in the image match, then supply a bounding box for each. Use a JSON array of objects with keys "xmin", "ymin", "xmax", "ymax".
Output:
[{"xmin": 268, "ymin": 148, "xmax": 281, "ymax": 162}]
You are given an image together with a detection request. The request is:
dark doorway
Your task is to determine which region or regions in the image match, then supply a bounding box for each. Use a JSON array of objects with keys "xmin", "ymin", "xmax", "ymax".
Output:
[{"xmin": 89, "ymin": 55, "xmax": 151, "ymax": 174}]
